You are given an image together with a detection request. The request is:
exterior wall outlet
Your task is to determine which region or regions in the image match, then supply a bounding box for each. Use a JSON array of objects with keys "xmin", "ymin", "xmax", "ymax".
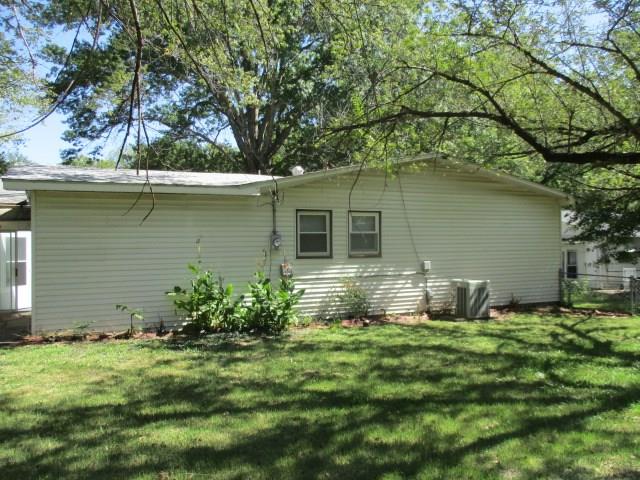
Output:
[{"xmin": 421, "ymin": 260, "xmax": 431, "ymax": 273}]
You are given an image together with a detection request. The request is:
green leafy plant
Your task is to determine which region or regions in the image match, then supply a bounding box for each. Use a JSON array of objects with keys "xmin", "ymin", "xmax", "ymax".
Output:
[
  {"xmin": 115, "ymin": 304, "xmax": 144, "ymax": 334},
  {"xmin": 562, "ymin": 279, "xmax": 590, "ymax": 307},
  {"xmin": 72, "ymin": 320, "xmax": 95, "ymax": 335},
  {"xmin": 168, "ymin": 265, "xmax": 303, "ymax": 334},
  {"xmin": 337, "ymin": 279, "xmax": 370, "ymax": 319},
  {"xmin": 244, "ymin": 272, "xmax": 305, "ymax": 334},
  {"xmin": 167, "ymin": 264, "xmax": 244, "ymax": 332}
]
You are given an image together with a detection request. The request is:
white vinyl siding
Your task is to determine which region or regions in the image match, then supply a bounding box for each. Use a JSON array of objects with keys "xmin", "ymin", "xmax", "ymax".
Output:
[
  {"xmin": 269, "ymin": 167, "xmax": 561, "ymax": 317},
  {"xmin": 30, "ymin": 163, "xmax": 563, "ymax": 332},
  {"xmin": 31, "ymin": 192, "xmax": 272, "ymax": 332}
]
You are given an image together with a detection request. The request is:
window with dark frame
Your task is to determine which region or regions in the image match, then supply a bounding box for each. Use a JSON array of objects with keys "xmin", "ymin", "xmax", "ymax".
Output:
[
  {"xmin": 566, "ymin": 250, "xmax": 578, "ymax": 279},
  {"xmin": 296, "ymin": 210, "xmax": 332, "ymax": 258},
  {"xmin": 349, "ymin": 211, "xmax": 381, "ymax": 257}
]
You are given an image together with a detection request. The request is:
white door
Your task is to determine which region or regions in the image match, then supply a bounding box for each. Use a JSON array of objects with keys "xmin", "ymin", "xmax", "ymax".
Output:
[
  {"xmin": 0, "ymin": 231, "xmax": 31, "ymax": 311},
  {"xmin": 623, "ymin": 267, "xmax": 637, "ymax": 291}
]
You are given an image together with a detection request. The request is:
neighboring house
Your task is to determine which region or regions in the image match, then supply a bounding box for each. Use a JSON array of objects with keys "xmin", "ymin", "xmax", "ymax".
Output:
[
  {"xmin": 561, "ymin": 211, "xmax": 639, "ymax": 290},
  {"xmin": 2, "ymin": 155, "xmax": 571, "ymax": 333}
]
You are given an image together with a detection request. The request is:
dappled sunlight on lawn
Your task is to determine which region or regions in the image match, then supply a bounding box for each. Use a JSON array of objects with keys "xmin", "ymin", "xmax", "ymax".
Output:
[{"xmin": 1, "ymin": 314, "xmax": 639, "ymax": 479}]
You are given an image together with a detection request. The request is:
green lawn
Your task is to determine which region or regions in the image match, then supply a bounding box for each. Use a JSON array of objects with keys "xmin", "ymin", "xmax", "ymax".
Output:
[
  {"xmin": 571, "ymin": 290, "xmax": 632, "ymax": 313},
  {"xmin": 1, "ymin": 314, "xmax": 640, "ymax": 479}
]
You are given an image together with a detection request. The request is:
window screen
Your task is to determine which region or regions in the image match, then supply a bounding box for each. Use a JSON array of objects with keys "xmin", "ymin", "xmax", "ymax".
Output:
[
  {"xmin": 297, "ymin": 210, "xmax": 331, "ymax": 257},
  {"xmin": 349, "ymin": 211, "xmax": 381, "ymax": 257}
]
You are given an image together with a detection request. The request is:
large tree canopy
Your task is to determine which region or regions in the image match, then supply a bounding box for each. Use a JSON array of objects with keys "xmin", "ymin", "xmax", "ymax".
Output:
[
  {"xmin": 337, "ymin": 0, "xmax": 640, "ymax": 166},
  {"xmin": 41, "ymin": 0, "xmax": 418, "ymax": 174},
  {"xmin": 0, "ymin": 1, "xmax": 46, "ymax": 146}
]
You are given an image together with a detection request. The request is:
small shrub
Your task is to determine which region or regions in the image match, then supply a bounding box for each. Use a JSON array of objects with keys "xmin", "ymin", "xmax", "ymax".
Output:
[
  {"xmin": 337, "ymin": 279, "xmax": 370, "ymax": 318},
  {"xmin": 167, "ymin": 263, "xmax": 244, "ymax": 332},
  {"xmin": 562, "ymin": 278, "xmax": 590, "ymax": 307},
  {"xmin": 244, "ymin": 272, "xmax": 305, "ymax": 334},
  {"xmin": 72, "ymin": 320, "xmax": 95, "ymax": 334},
  {"xmin": 115, "ymin": 304, "xmax": 144, "ymax": 333},
  {"xmin": 507, "ymin": 294, "xmax": 521, "ymax": 310},
  {"xmin": 294, "ymin": 315, "xmax": 314, "ymax": 328}
]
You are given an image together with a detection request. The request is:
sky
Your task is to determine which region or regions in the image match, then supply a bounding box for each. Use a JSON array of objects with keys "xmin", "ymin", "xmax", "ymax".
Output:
[
  {"xmin": 18, "ymin": 112, "xmax": 71, "ymax": 166},
  {"xmin": 6, "ymin": 22, "xmax": 79, "ymax": 166}
]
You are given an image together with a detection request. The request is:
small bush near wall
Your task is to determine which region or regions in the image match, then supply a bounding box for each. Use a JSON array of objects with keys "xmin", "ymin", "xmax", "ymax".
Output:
[
  {"xmin": 562, "ymin": 279, "xmax": 590, "ymax": 307},
  {"xmin": 244, "ymin": 272, "xmax": 305, "ymax": 334},
  {"xmin": 337, "ymin": 279, "xmax": 371, "ymax": 319},
  {"xmin": 168, "ymin": 264, "xmax": 244, "ymax": 332},
  {"xmin": 168, "ymin": 265, "xmax": 304, "ymax": 335}
]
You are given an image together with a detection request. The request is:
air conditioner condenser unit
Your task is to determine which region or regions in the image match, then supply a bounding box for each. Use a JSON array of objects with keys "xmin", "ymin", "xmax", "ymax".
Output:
[{"xmin": 453, "ymin": 279, "xmax": 491, "ymax": 319}]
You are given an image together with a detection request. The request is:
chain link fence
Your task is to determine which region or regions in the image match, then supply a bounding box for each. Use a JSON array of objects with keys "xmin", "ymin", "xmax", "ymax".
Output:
[
  {"xmin": 559, "ymin": 270, "xmax": 639, "ymax": 314},
  {"xmin": 631, "ymin": 277, "xmax": 640, "ymax": 315}
]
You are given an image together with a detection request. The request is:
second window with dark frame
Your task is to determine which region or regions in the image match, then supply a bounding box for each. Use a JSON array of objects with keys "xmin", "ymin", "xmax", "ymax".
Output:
[{"xmin": 349, "ymin": 211, "xmax": 381, "ymax": 257}]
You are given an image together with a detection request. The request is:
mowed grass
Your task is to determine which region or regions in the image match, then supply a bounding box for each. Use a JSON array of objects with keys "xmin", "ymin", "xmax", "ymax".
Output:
[
  {"xmin": 1, "ymin": 314, "xmax": 640, "ymax": 479},
  {"xmin": 572, "ymin": 290, "xmax": 632, "ymax": 313}
]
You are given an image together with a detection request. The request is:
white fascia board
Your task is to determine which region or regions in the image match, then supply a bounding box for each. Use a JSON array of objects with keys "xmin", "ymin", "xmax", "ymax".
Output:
[{"xmin": 1, "ymin": 179, "xmax": 262, "ymax": 196}]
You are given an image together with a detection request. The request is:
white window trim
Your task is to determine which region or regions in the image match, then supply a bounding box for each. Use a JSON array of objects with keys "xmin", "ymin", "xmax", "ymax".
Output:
[
  {"xmin": 296, "ymin": 210, "xmax": 332, "ymax": 258},
  {"xmin": 348, "ymin": 211, "xmax": 381, "ymax": 257}
]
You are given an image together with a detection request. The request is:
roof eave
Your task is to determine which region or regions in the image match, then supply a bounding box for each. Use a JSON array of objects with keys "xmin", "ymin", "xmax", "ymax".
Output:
[
  {"xmin": 254, "ymin": 153, "xmax": 443, "ymax": 192},
  {"xmin": 461, "ymin": 164, "xmax": 573, "ymax": 204},
  {"xmin": 1, "ymin": 178, "xmax": 261, "ymax": 196},
  {"xmin": 256, "ymin": 153, "xmax": 573, "ymax": 204}
]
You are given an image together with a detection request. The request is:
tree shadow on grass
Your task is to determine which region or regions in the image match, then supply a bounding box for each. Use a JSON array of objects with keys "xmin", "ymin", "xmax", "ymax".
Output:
[{"xmin": 1, "ymin": 318, "xmax": 639, "ymax": 479}]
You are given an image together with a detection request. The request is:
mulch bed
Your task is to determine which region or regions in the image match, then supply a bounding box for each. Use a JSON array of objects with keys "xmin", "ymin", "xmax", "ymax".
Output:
[
  {"xmin": 2, "ymin": 305, "xmax": 632, "ymax": 348},
  {"xmin": 340, "ymin": 313, "xmax": 431, "ymax": 328},
  {"xmin": 1, "ymin": 330, "xmax": 171, "ymax": 347}
]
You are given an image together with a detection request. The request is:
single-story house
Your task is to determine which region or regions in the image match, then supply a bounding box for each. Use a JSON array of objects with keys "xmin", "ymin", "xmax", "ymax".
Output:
[
  {"xmin": 562, "ymin": 211, "xmax": 638, "ymax": 290},
  {"xmin": 2, "ymin": 155, "xmax": 571, "ymax": 333}
]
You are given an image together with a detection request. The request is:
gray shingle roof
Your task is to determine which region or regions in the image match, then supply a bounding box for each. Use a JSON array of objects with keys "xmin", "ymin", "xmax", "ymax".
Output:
[{"xmin": 3, "ymin": 165, "xmax": 279, "ymax": 187}]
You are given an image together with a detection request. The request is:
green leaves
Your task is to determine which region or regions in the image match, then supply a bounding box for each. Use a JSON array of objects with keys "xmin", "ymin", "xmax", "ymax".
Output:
[
  {"xmin": 336, "ymin": 279, "xmax": 370, "ymax": 319},
  {"xmin": 39, "ymin": 0, "xmax": 415, "ymax": 173},
  {"xmin": 168, "ymin": 265, "xmax": 304, "ymax": 334},
  {"xmin": 243, "ymin": 272, "xmax": 305, "ymax": 334},
  {"xmin": 169, "ymin": 264, "xmax": 245, "ymax": 332}
]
